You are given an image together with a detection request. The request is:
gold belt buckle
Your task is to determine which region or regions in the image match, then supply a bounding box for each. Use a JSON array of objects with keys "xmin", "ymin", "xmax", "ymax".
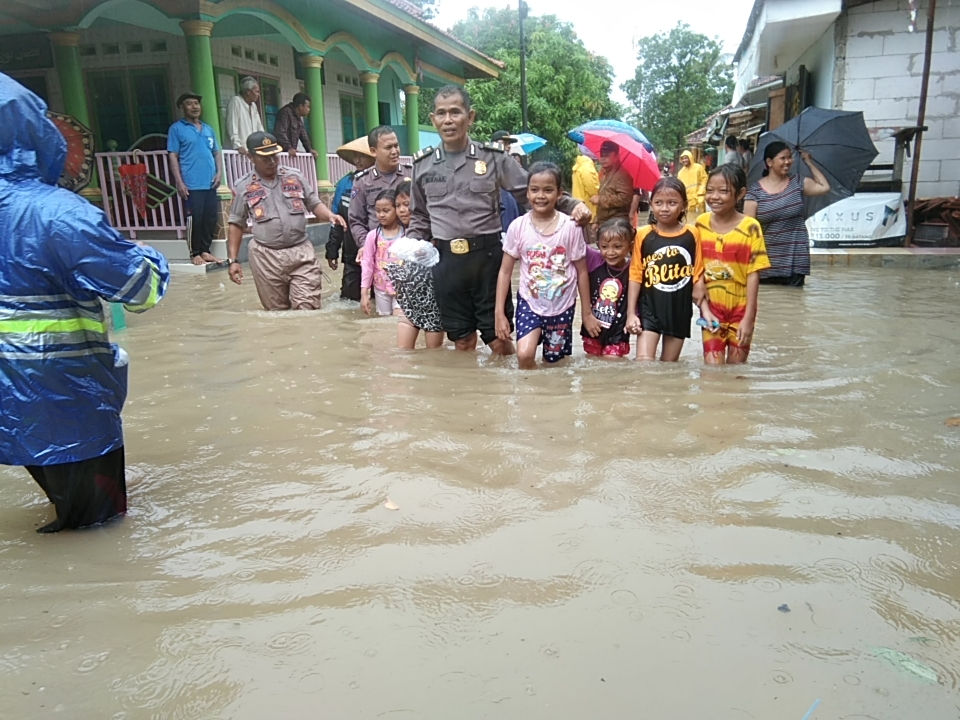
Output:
[{"xmin": 449, "ymin": 238, "xmax": 469, "ymax": 255}]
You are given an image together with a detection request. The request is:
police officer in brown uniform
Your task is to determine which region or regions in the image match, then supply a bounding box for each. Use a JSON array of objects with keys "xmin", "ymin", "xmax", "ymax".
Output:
[
  {"xmin": 348, "ymin": 125, "xmax": 413, "ymax": 248},
  {"xmin": 227, "ymin": 131, "xmax": 345, "ymax": 310},
  {"xmin": 408, "ymin": 85, "xmax": 590, "ymax": 354}
]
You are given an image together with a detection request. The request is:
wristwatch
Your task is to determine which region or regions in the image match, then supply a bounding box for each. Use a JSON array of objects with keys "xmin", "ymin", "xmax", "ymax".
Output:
[{"xmin": 227, "ymin": 258, "xmax": 239, "ymax": 265}]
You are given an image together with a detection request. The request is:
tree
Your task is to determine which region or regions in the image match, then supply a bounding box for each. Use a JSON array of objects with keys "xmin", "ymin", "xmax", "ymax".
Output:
[
  {"xmin": 621, "ymin": 23, "xmax": 733, "ymax": 158},
  {"xmin": 404, "ymin": 0, "xmax": 438, "ymax": 20},
  {"xmin": 421, "ymin": 7, "xmax": 621, "ymax": 177}
]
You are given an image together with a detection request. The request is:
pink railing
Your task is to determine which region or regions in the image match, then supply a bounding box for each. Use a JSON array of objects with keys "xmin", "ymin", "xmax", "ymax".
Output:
[
  {"xmin": 95, "ymin": 151, "xmax": 416, "ymax": 237},
  {"xmin": 96, "ymin": 151, "xmax": 187, "ymax": 239}
]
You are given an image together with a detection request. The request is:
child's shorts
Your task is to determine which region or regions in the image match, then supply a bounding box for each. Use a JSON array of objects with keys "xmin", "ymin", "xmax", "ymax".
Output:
[
  {"xmin": 701, "ymin": 322, "xmax": 750, "ymax": 355},
  {"xmin": 374, "ymin": 288, "xmax": 400, "ymax": 316},
  {"xmin": 515, "ymin": 296, "xmax": 575, "ymax": 363},
  {"xmin": 583, "ymin": 337, "xmax": 631, "ymax": 357}
]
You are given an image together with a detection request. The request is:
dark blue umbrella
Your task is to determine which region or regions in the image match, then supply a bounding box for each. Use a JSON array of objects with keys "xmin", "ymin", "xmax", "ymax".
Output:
[
  {"xmin": 569, "ymin": 120, "xmax": 654, "ymax": 153},
  {"xmin": 747, "ymin": 107, "xmax": 878, "ymax": 217}
]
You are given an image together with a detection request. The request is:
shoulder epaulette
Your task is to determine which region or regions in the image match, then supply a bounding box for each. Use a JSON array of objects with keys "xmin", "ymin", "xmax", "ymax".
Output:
[
  {"xmin": 354, "ymin": 167, "xmax": 372, "ymax": 179},
  {"xmin": 413, "ymin": 146, "xmax": 434, "ymax": 163},
  {"xmin": 481, "ymin": 142, "xmax": 505, "ymax": 153}
]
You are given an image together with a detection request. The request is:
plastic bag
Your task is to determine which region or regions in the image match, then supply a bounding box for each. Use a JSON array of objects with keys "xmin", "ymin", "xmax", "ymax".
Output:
[{"xmin": 389, "ymin": 237, "xmax": 440, "ymax": 267}]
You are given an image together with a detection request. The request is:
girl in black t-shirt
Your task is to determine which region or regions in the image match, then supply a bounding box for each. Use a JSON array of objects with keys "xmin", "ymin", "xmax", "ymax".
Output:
[
  {"xmin": 581, "ymin": 218, "xmax": 633, "ymax": 357},
  {"xmin": 625, "ymin": 177, "xmax": 705, "ymax": 362}
]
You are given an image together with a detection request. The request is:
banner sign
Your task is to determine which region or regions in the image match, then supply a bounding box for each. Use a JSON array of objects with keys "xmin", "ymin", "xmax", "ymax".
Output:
[{"xmin": 806, "ymin": 193, "xmax": 906, "ymax": 247}]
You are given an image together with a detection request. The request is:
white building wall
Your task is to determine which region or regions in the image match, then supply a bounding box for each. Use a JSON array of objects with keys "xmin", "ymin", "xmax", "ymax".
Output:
[
  {"xmin": 322, "ymin": 57, "xmax": 364, "ymax": 152},
  {"xmin": 209, "ymin": 36, "xmax": 299, "ymax": 106},
  {"xmin": 787, "ymin": 25, "xmax": 836, "ymax": 110},
  {"xmin": 838, "ymin": 0, "xmax": 960, "ymax": 198}
]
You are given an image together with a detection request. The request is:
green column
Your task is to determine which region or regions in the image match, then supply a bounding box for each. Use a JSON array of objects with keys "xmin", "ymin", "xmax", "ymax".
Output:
[
  {"xmin": 49, "ymin": 32, "xmax": 99, "ymax": 195},
  {"xmin": 360, "ymin": 72, "xmax": 380, "ymax": 134},
  {"xmin": 301, "ymin": 54, "xmax": 331, "ymax": 190},
  {"xmin": 403, "ymin": 84, "xmax": 420, "ymax": 154},
  {"xmin": 180, "ymin": 20, "xmax": 221, "ymax": 142}
]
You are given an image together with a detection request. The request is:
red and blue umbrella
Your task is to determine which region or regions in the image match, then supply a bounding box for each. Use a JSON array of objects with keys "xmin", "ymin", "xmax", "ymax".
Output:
[
  {"xmin": 569, "ymin": 120, "xmax": 654, "ymax": 153},
  {"xmin": 578, "ymin": 128, "xmax": 661, "ymax": 193}
]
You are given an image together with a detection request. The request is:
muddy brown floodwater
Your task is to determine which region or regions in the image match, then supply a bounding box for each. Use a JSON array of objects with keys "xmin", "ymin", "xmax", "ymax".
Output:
[{"xmin": 2, "ymin": 265, "xmax": 960, "ymax": 718}]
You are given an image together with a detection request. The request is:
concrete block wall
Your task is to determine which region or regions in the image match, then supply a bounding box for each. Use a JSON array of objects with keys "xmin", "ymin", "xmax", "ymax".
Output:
[{"xmin": 838, "ymin": 0, "xmax": 960, "ymax": 198}]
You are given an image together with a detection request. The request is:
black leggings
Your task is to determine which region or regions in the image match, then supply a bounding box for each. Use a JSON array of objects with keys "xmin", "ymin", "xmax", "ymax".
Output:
[{"xmin": 25, "ymin": 446, "xmax": 126, "ymax": 533}]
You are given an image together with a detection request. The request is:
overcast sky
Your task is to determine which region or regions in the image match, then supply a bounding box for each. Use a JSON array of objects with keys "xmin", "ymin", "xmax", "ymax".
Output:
[{"xmin": 431, "ymin": 0, "xmax": 756, "ymax": 103}]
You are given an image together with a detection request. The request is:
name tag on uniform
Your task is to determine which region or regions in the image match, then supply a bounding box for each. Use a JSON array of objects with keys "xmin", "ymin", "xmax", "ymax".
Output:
[
  {"xmin": 281, "ymin": 176, "xmax": 304, "ymax": 198},
  {"xmin": 245, "ymin": 188, "xmax": 267, "ymax": 206}
]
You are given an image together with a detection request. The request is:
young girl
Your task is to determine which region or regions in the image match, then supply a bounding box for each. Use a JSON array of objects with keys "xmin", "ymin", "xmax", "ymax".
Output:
[
  {"xmin": 694, "ymin": 165, "xmax": 770, "ymax": 365},
  {"xmin": 581, "ymin": 218, "xmax": 633, "ymax": 357},
  {"xmin": 384, "ymin": 182, "xmax": 445, "ymax": 349},
  {"xmin": 495, "ymin": 162, "xmax": 598, "ymax": 369},
  {"xmin": 626, "ymin": 177, "xmax": 712, "ymax": 362},
  {"xmin": 360, "ymin": 189, "xmax": 405, "ymax": 319}
]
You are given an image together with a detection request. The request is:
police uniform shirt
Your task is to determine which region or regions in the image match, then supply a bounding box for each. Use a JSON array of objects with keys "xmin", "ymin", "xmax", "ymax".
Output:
[
  {"xmin": 408, "ymin": 137, "xmax": 580, "ymax": 242},
  {"xmin": 228, "ymin": 166, "xmax": 320, "ymax": 250},
  {"xmin": 347, "ymin": 163, "xmax": 413, "ymax": 247}
]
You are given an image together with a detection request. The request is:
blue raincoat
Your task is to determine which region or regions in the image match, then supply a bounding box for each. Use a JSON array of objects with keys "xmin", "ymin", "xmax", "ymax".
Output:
[{"xmin": 0, "ymin": 73, "xmax": 170, "ymax": 467}]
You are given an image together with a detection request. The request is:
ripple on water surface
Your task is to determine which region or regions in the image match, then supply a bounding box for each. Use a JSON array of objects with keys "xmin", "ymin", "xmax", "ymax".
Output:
[{"xmin": 1, "ymin": 268, "xmax": 959, "ymax": 717}]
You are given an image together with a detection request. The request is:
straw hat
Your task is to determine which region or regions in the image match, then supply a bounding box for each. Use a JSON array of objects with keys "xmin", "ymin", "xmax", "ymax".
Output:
[{"xmin": 336, "ymin": 136, "xmax": 375, "ymax": 166}]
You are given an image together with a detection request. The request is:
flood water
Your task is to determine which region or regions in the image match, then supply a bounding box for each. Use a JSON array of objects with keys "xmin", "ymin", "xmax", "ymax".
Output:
[{"xmin": 2, "ymin": 264, "xmax": 959, "ymax": 718}]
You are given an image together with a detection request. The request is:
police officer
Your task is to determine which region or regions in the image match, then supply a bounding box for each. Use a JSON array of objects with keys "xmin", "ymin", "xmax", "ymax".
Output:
[
  {"xmin": 408, "ymin": 85, "xmax": 590, "ymax": 355},
  {"xmin": 227, "ymin": 131, "xmax": 345, "ymax": 310},
  {"xmin": 348, "ymin": 125, "xmax": 413, "ymax": 248}
]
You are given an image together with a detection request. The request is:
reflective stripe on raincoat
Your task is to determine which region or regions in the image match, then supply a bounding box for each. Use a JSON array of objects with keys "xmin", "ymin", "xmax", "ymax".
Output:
[{"xmin": 0, "ymin": 73, "xmax": 170, "ymax": 466}]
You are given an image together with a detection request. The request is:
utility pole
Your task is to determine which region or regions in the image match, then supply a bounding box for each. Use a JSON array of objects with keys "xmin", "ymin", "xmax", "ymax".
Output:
[
  {"xmin": 519, "ymin": 0, "xmax": 529, "ymax": 133},
  {"xmin": 905, "ymin": 0, "xmax": 937, "ymax": 247}
]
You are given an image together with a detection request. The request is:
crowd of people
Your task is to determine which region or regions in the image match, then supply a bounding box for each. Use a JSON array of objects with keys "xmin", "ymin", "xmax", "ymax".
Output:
[
  {"xmin": 210, "ymin": 84, "xmax": 827, "ymax": 370},
  {"xmin": 223, "ymin": 84, "xmax": 788, "ymax": 371}
]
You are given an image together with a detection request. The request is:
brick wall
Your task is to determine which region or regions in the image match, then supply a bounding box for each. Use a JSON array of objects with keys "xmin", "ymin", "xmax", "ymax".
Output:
[{"xmin": 838, "ymin": 0, "xmax": 960, "ymax": 198}]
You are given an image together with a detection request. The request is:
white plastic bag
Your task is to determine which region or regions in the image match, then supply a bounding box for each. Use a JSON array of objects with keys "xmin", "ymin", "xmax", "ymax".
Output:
[{"xmin": 389, "ymin": 237, "xmax": 440, "ymax": 267}]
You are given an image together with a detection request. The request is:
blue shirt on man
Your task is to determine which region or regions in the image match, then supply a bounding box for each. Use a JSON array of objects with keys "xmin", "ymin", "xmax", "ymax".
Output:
[{"xmin": 166, "ymin": 118, "xmax": 220, "ymax": 190}]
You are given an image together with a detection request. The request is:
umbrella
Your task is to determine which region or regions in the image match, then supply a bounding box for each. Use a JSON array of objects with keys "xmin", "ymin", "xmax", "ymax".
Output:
[
  {"xmin": 569, "ymin": 120, "xmax": 654, "ymax": 153},
  {"xmin": 505, "ymin": 132, "xmax": 547, "ymax": 153},
  {"xmin": 336, "ymin": 136, "xmax": 375, "ymax": 166},
  {"xmin": 579, "ymin": 129, "xmax": 661, "ymax": 193},
  {"xmin": 747, "ymin": 107, "xmax": 878, "ymax": 217},
  {"xmin": 46, "ymin": 111, "xmax": 94, "ymax": 193}
]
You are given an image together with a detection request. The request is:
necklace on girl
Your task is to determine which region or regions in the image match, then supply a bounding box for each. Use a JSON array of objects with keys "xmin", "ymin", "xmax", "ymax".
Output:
[{"xmin": 531, "ymin": 211, "xmax": 559, "ymax": 236}]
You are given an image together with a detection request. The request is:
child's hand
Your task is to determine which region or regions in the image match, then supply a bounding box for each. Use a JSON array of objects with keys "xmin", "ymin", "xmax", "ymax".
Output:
[
  {"xmin": 625, "ymin": 313, "xmax": 642, "ymax": 335},
  {"xmin": 495, "ymin": 312, "xmax": 512, "ymax": 342},
  {"xmin": 699, "ymin": 304, "xmax": 720, "ymax": 330},
  {"xmin": 736, "ymin": 317, "xmax": 755, "ymax": 347},
  {"xmin": 582, "ymin": 313, "xmax": 603, "ymax": 338},
  {"xmin": 692, "ymin": 278, "xmax": 706, "ymax": 305},
  {"xmin": 360, "ymin": 291, "xmax": 372, "ymax": 316}
]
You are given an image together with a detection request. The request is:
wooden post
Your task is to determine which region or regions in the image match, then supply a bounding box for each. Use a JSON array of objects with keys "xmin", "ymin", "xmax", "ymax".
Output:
[{"xmin": 904, "ymin": 0, "xmax": 937, "ymax": 247}]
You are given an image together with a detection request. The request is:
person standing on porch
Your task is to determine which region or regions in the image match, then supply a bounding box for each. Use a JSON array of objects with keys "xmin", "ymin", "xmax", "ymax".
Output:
[
  {"xmin": 274, "ymin": 93, "xmax": 319, "ymax": 158},
  {"xmin": 348, "ymin": 126, "xmax": 413, "ymax": 249},
  {"xmin": 167, "ymin": 92, "xmax": 223, "ymax": 265},
  {"xmin": 226, "ymin": 77, "xmax": 264, "ymax": 156},
  {"xmin": 227, "ymin": 132, "xmax": 346, "ymax": 310}
]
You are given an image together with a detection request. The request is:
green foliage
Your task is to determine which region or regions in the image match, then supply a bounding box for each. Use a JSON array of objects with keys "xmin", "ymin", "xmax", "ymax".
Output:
[
  {"xmin": 421, "ymin": 6, "xmax": 621, "ymax": 179},
  {"xmin": 621, "ymin": 22, "xmax": 733, "ymax": 158},
  {"xmin": 404, "ymin": 0, "xmax": 438, "ymax": 20}
]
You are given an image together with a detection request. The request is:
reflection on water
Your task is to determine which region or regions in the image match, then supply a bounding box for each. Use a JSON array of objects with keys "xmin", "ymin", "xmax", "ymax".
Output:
[{"xmin": 1, "ymin": 266, "xmax": 959, "ymax": 718}]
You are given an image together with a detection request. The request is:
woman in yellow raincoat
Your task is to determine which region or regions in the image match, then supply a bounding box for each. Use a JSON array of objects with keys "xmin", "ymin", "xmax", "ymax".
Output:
[{"xmin": 676, "ymin": 150, "xmax": 707, "ymax": 215}]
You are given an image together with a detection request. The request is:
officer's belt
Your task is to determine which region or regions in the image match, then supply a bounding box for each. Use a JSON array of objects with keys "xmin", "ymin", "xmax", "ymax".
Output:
[{"xmin": 439, "ymin": 234, "xmax": 501, "ymax": 255}]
